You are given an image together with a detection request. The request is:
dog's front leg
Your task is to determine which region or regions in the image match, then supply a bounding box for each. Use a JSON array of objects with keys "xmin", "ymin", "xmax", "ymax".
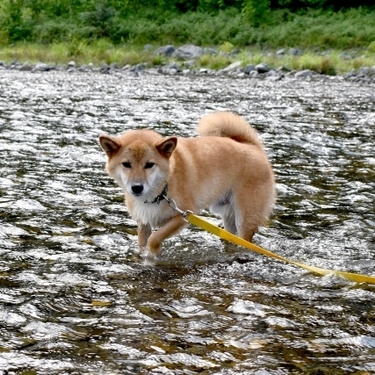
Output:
[
  {"xmin": 144, "ymin": 215, "xmax": 187, "ymax": 265},
  {"xmin": 137, "ymin": 222, "xmax": 152, "ymax": 254}
]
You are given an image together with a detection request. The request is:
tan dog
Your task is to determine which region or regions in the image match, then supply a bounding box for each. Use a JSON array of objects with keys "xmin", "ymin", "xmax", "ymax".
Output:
[{"xmin": 99, "ymin": 112, "xmax": 275, "ymax": 263}]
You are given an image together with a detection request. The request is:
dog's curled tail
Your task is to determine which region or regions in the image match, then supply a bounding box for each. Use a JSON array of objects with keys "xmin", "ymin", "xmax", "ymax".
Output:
[{"xmin": 197, "ymin": 111, "xmax": 264, "ymax": 148}]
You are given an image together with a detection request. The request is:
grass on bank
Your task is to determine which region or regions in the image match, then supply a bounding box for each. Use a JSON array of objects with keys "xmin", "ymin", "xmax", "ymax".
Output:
[
  {"xmin": 1, "ymin": 40, "xmax": 375, "ymax": 75},
  {"xmin": 0, "ymin": 40, "xmax": 150, "ymax": 66},
  {"xmin": 2, "ymin": 7, "xmax": 375, "ymax": 49}
]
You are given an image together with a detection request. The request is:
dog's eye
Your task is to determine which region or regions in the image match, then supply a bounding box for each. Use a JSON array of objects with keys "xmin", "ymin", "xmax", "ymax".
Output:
[
  {"xmin": 145, "ymin": 162, "xmax": 155, "ymax": 169},
  {"xmin": 122, "ymin": 162, "xmax": 131, "ymax": 169}
]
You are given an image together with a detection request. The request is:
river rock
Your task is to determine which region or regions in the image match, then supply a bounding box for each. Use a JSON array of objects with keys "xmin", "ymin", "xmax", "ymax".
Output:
[
  {"xmin": 77, "ymin": 65, "xmax": 91, "ymax": 72},
  {"xmin": 289, "ymin": 48, "xmax": 301, "ymax": 56},
  {"xmin": 221, "ymin": 61, "xmax": 242, "ymax": 73},
  {"xmin": 32, "ymin": 63, "xmax": 51, "ymax": 72},
  {"xmin": 110, "ymin": 62, "xmax": 121, "ymax": 70},
  {"xmin": 266, "ymin": 70, "xmax": 282, "ymax": 80},
  {"xmin": 19, "ymin": 62, "xmax": 33, "ymax": 71},
  {"xmin": 295, "ymin": 69, "xmax": 314, "ymax": 78},
  {"xmin": 172, "ymin": 44, "xmax": 204, "ymax": 60},
  {"xmin": 244, "ymin": 64, "xmax": 256, "ymax": 74},
  {"xmin": 123, "ymin": 63, "xmax": 144, "ymax": 77},
  {"xmin": 203, "ymin": 47, "xmax": 217, "ymax": 56},
  {"xmin": 338, "ymin": 51, "xmax": 354, "ymax": 60},
  {"xmin": 255, "ymin": 63, "xmax": 270, "ymax": 73},
  {"xmin": 154, "ymin": 45, "xmax": 175, "ymax": 57},
  {"xmin": 131, "ymin": 63, "xmax": 145, "ymax": 73},
  {"xmin": 158, "ymin": 62, "xmax": 182, "ymax": 75},
  {"xmin": 344, "ymin": 65, "xmax": 375, "ymax": 83},
  {"xmin": 357, "ymin": 67, "xmax": 371, "ymax": 76},
  {"xmin": 100, "ymin": 64, "xmax": 110, "ymax": 74}
]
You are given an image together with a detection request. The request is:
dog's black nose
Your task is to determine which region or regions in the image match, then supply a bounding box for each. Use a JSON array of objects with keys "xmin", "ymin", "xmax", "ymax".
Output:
[{"xmin": 131, "ymin": 184, "xmax": 144, "ymax": 195}]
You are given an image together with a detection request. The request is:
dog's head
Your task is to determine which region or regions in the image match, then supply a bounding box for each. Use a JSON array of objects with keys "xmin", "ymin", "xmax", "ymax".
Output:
[{"xmin": 99, "ymin": 130, "xmax": 177, "ymax": 199}]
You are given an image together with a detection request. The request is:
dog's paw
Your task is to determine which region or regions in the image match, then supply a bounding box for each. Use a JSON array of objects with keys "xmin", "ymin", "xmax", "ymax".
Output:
[
  {"xmin": 143, "ymin": 252, "xmax": 157, "ymax": 266},
  {"xmin": 135, "ymin": 245, "xmax": 146, "ymax": 255}
]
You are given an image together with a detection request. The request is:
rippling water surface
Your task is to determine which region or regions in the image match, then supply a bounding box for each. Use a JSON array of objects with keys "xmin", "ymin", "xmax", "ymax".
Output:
[{"xmin": 1, "ymin": 70, "xmax": 375, "ymax": 374}]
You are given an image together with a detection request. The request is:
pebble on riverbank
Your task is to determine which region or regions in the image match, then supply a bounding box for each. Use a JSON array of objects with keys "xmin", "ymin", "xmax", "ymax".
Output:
[{"xmin": 1, "ymin": 43, "xmax": 375, "ymax": 84}]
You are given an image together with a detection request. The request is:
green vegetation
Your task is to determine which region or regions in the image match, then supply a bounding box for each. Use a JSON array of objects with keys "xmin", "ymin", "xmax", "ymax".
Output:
[{"xmin": 0, "ymin": 0, "xmax": 374, "ymax": 74}]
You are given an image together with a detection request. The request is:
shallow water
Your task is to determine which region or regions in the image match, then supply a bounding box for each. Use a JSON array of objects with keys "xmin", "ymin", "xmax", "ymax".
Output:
[{"xmin": 0, "ymin": 70, "xmax": 375, "ymax": 374}]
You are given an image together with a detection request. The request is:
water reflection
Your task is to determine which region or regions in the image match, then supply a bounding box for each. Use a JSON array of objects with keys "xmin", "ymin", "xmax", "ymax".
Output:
[{"xmin": 0, "ymin": 70, "xmax": 375, "ymax": 374}]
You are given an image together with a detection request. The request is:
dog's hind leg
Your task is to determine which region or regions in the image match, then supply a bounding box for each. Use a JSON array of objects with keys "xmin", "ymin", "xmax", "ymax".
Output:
[
  {"xmin": 233, "ymin": 185, "xmax": 273, "ymax": 242},
  {"xmin": 223, "ymin": 210, "xmax": 237, "ymax": 234},
  {"xmin": 235, "ymin": 210, "xmax": 259, "ymax": 243},
  {"xmin": 237, "ymin": 221, "xmax": 257, "ymax": 243},
  {"xmin": 211, "ymin": 193, "xmax": 237, "ymax": 234}
]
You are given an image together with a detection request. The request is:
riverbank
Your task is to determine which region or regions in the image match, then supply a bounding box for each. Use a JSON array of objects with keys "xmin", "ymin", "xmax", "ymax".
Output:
[
  {"xmin": 1, "ymin": 5, "xmax": 375, "ymax": 77},
  {"xmin": 1, "ymin": 43, "xmax": 375, "ymax": 83}
]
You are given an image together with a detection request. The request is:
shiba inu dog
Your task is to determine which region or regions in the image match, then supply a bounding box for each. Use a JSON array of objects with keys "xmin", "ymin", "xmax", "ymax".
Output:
[{"xmin": 99, "ymin": 112, "xmax": 275, "ymax": 263}]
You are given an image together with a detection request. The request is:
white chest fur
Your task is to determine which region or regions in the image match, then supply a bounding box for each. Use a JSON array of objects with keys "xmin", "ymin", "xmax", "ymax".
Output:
[{"xmin": 129, "ymin": 198, "xmax": 173, "ymax": 228}]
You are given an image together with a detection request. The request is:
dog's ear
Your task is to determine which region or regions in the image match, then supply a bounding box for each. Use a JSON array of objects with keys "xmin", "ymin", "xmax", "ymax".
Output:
[
  {"xmin": 156, "ymin": 137, "xmax": 177, "ymax": 158},
  {"xmin": 99, "ymin": 135, "xmax": 121, "ymax": 157}
]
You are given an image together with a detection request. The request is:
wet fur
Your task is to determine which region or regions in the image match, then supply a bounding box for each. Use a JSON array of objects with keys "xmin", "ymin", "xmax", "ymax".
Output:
[{"xmin": 99, "ymin": 112, "xmax": 275, "ymax": 263}]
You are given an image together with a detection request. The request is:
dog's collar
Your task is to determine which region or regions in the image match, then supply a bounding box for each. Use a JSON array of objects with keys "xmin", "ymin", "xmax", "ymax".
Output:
[{"xmin": 144, "ymin": 183, "xmax": 168, "ymax": 204}]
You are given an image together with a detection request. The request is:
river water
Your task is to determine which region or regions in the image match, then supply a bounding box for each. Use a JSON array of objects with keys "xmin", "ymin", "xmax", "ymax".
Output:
[{"xmin": 0, "ymin": 70, "xmax": 375, "ymax": 374}]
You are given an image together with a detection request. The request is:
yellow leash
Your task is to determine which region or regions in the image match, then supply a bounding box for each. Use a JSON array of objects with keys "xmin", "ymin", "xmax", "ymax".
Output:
[{"xmin": 186, "ymin": 212, "xmax": 375, "ymax": 284}]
